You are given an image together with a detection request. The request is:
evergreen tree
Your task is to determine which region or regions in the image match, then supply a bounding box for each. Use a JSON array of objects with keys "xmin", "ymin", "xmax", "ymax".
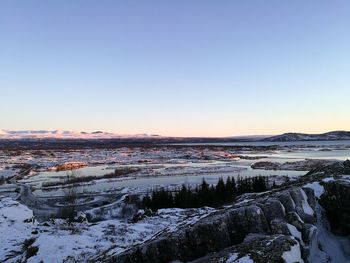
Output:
[
  {"xmin": 225, "ymin": 177, "xmax": 235, "ymax": 201},
  {"xmin": 215, "ymin": 177, "xmax": 226, "ymax": 203},
  {"xmin": 142, "ymin": 175, "xmax": 271, "ymax": 211},
  {"xmin": 198, "ymin": 178, "xmax": 210, "ymax": 206},
  {"xmin": 272, "ymin": 180, "xmax": 276, "ymax": 188}
]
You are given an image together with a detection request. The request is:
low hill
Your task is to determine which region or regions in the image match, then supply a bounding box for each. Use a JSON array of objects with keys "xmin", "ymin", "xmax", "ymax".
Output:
[{"xmin": 263, "ymin": 131, "xmax": 350, "ymax": 142}]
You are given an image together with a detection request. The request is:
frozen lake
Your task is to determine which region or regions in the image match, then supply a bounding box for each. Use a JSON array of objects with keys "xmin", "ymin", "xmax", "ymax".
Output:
[{"xmin": 13, "ymin": 141, "xmax": 349, "ymax": 197}]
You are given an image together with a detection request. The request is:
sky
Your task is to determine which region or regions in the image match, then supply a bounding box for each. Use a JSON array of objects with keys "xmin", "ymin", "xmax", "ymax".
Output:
[{"xmin": 1, "ymin": 1, "xmax": 349, "ymax": 137}]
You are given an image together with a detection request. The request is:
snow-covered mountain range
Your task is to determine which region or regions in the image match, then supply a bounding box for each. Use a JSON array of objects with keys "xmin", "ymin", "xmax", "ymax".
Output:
[
  {"xmin": 1, "ymin": 130, "xmax": 350, "ymax": 142},
  {"xmin": 0, "ymin": 130, "xmax": 161, "ymax": 140}
]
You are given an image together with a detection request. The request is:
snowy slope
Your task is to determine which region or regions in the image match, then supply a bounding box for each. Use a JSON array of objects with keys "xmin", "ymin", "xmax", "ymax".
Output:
[{"xmin": 0, "ymin": 196, "xmax": 214, "ymax": 263}]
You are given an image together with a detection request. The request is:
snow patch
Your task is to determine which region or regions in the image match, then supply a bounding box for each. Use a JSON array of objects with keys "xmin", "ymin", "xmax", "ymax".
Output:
[
  {"xmin": 0, "ymin": 197, "xmax": 34, "ymax": 262},
  {"xmin": 226, "ymin": 253, "xmax": 239, "ymax": 263},
  {"xmin": 304, "ymin": 182, "xmax": 324, "ymax": 199},
  {"xmin": 308, "ymin": 204, "xmax": 350, "ymax": 263},
  {"xmin": 323, "ymin": 177, "xmax": 335, "ymax": 183},
  {"xmin": 226, "ymin": 253, "xmax": 254, "ymax": 263},
  {"xmin": 0, "ymin": 197, "xmax": 215, "ymax": 263},
  {"xmin": 287, "ymin": 223, "xmax": 304, "ymax": 246},
  {"xmin": 300, "ymin": 189, "xmax": 314, "ymax": 216},
  {"xmin": 282, "ymin": 239, "xmax": 304, "ymax": 263}
]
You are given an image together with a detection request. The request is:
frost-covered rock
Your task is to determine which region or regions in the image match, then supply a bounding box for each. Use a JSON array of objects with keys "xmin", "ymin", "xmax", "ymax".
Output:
[
  {"xmin": 107, "ymin": 187, "xmax": 316, "ymax": 263},
  {"xmin": 191, "ymin": 234, "xmax": 300, "ymax": 263},
  {"xmin": 0, "ymin": 196, "xmax": 215, "ymax": 263}
]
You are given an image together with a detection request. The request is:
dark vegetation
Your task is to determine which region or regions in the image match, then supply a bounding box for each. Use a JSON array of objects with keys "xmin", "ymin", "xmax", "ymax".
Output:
[
  {"xmin": 142, "ymin": 176, "xmax": 269, "ymax": 211},
  {"xmin": 0, "ymin": 139, "xmax": 280, "ymax": 151},
  {"xmin": 0, "ymin": 176, "xmax": 5, "ymax": 185},
  {"xmin": 42, "ymin": 168, "xmax": 139, "ymax": 187},
  {"xmin": 23, "ymin": 237, "xmax": 36, "ymax": 249},
  {"xmin": 25, "ymin": 246, "xmax": 39, "ymax": 260},
  {"xmin": 13, "ymin": 163, "xmax": 35, "ymax": 175},
  {"xmin": 58, "ymin": 189, "xmax": 78, "ymax": 224},
  {"xmin": 23, "ymin": 238, "xmax": 38, "ymax": 260},
  {"xmin": 57, "ymin": 173, "xmax": 79, "ymax": 223}
]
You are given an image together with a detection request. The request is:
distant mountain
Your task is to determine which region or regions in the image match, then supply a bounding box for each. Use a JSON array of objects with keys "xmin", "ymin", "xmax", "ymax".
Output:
[
  {"xmin": 0, "ymin": 130, "xmax": 161, "ymax": 140},
  {"xmin": 1, "ymin": 129, "xmax": 350, "ymax": 143},
  {"xmin": 263, "ymin": 131, "xmax": 350, "ymax": 142}
]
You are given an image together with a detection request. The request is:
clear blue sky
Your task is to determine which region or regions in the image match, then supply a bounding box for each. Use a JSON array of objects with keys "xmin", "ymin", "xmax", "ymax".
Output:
[{"xmin": 1, "ymin": 1, "xmax": 349, "ymax": 136}]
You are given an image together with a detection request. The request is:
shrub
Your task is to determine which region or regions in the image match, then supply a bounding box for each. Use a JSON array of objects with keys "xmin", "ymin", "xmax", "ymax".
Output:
[
  {"xmin": 26, "ymin": 246, "xmax": 39, "ymax": 259},
  {"xmin": 23, "ymin": 238, "xmax": 38, "ymax": 260},
  {"xmin": 23, "ymin": 238, "xmax": 36, "ymax": 250}
]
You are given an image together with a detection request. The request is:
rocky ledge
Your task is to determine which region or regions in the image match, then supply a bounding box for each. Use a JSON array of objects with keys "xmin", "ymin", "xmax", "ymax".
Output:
[
  {"xmin": 103, "ymin": 187, "xmax": 317, "ymax": 262},
  {"xmin": 98, "ymin": 160, "xmax": 350, "ymax": 263},
  {"xmin": 192, "ymin": 234, "xmax": 301, "ymax": 263}
]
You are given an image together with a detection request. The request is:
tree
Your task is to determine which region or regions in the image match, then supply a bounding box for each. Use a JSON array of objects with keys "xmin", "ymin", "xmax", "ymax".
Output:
[
  {"xmin": 142, "ymin": 176, "xmax": 270, "ymax": 211},
  {"xmin": 272, "ymin": 180, "xmax": 277, "ymax": 189},
  {"xmin": 175, "ymin": 184, "xmax": 190, "ymax": 208},
  {"xmin": 58, "ymin": 171, "xmax": 78, "ymax": 224},
  {"xmin": 225, "ymin": 177, "xmax": 237, "ymax": 201},
  {"xmin": 215, "ymin": 177, "xmax": 226, "ymax": 204},
  {"xmin": 142, "ymin": 195, "xmax": 152, "ymax": 208},
  {"xmin": 198, "ymin": 178, "xmax": 210, "ymax": 206}
]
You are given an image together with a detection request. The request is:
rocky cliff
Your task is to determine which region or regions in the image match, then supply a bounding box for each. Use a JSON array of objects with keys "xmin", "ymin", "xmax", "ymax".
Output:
[
  {"xmin": 97, "ymin": 161, "xmax": 350, "ymax": 263},
  {"xmin": 320, "ymin": 178, "xmax": 350, "ymax": 236},
  {"xmin": 100, "ymin": 187, "xmax": 317, "ymax": 263}
]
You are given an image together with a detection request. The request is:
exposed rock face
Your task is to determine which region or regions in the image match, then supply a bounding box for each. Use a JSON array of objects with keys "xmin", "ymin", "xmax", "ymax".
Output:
[
  {"xmin": 320, "ymin": 179, "xmax": 350, "ymax": 235},
  {"xmin": 191, "ymin": 234, "xmax": 300, "ymax": 263},
  {"xmin": 344, "ymin": 160, "xmax": 350, "ymax": 174},
  {"xmin": 105, "ymin": 187, "xmax": 316, "ymax": 263},
  {"xmin": 305, "ymin": 160, "xmax": 347, "ymax": 177},
  {"xmin": 251, "ymin": 161, "xmax": 280, "ymax": 170}
]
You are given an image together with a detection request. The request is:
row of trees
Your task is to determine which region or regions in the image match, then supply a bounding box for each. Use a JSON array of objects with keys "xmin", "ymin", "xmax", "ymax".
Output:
[{"xmin": 142, "ymin": 175, "xmax": 269, "ymax": 211}]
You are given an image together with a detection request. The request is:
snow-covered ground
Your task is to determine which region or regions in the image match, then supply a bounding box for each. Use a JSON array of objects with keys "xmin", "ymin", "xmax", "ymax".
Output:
[
  {"xmin": 1, "ymin": 143, "xmax": 348, "ymax": 182},
  {"xmin": 226, "ymin": 253, "xmax": 254, "ymax": 263},
  {"xmin": 282, "ymin": 239, "xmax": 304, "ymax": 263},
  {"xmin": 0, "ymin": 144, "xmax": 349, "ymax": 262},
  {"xmin": 0, "ymin": 196, "xmax": 214, "ymax": 263}
]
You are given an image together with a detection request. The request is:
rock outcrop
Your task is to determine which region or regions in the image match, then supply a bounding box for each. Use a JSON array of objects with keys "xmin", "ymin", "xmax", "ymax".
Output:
[
  {"xmin": 305, "ymin": 160, "xmax": 348, "ymax": 177},
  {"xmin": 105, "ymin": 187, "xmax": 316, "ymax": 263},
  {"xmin": 191, "ymin": 234, "xmax": 301, "ymax": 263},
  {"xmin": 96, "ymin": 161, "xmax": 350, "ymax": 263},
  {"xmin": 320, "ymin": 178, "xmax": 350, "ymax": 235}
]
